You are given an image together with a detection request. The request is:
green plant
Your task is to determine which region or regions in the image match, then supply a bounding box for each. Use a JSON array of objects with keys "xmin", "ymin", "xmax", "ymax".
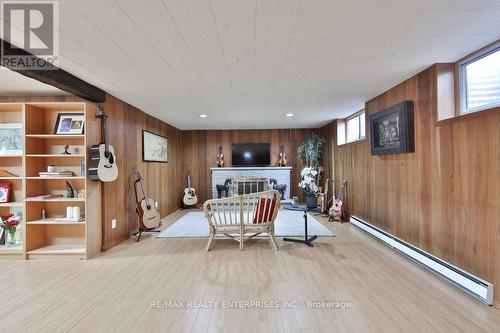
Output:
[{"xmin": 297, "ymin": 133, "xmax": 326, "ymax": 170}]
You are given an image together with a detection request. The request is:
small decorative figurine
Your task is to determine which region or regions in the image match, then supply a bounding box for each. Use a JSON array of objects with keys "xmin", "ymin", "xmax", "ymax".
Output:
[
  {"xmin": 77, "ymin": 189, "xmax": 85, "ymax": 199},
  {"xmin": 62, "ymin": 145, "xmax": 71, "ymax": 155},
  {"xmin": 216, "ymin": 146, "xmax": 224, "ymax": 168},
  {"xmin": 65, "ymin": 181, "xmax": 75, "ymax": 198}
]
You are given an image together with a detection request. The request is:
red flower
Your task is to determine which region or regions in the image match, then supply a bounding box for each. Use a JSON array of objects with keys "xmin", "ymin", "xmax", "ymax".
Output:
[
  {"xmin": 1, "ymin": 213, "xmax": 14, "ymax": 221},
  {"xmin": 5, "ymin": 220, "xmax": 19, "ymax": 228}
]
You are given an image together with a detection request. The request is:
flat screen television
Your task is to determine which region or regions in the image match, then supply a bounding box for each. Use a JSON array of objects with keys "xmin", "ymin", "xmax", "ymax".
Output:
[{"xmin": 231, "ymin": 143, "xmax": 270, "ymax": 167}]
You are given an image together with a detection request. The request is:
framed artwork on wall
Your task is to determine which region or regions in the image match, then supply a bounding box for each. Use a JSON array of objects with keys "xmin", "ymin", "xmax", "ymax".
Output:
[
  {"xmin": 0, "ymin": 123, "xmax": 23, "ymax": 156},
  {"xmin": 142, "ymin": 130, "xmax": 168, "ymax": 163},
  {"xmin": 53, "ymin": 113, "xmax": 85, "ymax": 135},
  {"xmin": 369, "ymin": 101, "xmax": 415, "ymax": 155}
]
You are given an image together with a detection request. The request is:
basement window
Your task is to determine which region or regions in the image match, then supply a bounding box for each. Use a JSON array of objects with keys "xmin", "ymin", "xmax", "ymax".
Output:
[
  {"xmin": 459, "ymin": 44, "xmax": 500, "ymax": 114},
  {"xmin": 346, "ymin": 111, "xmax": 365, "ymax": 143},
  {"xmin": 338, "ymin": 110, "xmax": 365, "ymax": 145}
]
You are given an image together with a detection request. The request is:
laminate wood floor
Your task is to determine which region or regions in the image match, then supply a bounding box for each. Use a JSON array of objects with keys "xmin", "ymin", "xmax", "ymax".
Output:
[{"xmin": 1, "ymin": 210, "xmax": 499, "ymax": 333}]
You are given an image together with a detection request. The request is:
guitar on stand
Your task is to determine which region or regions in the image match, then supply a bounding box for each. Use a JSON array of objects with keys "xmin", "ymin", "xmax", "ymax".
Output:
[
  {"xmin": 89, "ymin": 105, "xmax": 119, "ymax": 182},
  {"xmin": 133, "ymin": 171, "xmax": 161, "ymax": 241},
  {"xmin": 216, "ymin": 146, "xmax": 224, "ymax": 168},
  {"xmin": 278, "ymin": 145, "xmax": 287, "ymax": 166},
  {"xmin": 329, "ymin": 179, "xmax": 347, "ymax": 222},
  {"xmin": 182, "ymin": 172, "xmax": 198, "ymax": 208}
]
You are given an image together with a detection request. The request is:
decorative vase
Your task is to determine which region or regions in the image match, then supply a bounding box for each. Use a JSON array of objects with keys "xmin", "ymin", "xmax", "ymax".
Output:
[
  {"xmin": 6, "ymin": 230, "xmax": 16, "ymax": 247},
  {"xmin": 306, "ymin": 195, "xmax": 317, "ymax": 209}
]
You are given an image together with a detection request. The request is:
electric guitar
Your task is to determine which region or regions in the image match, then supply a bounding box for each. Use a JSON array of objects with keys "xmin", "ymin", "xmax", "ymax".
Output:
[
  {"xmin": 329, "ymin": 179, "xmax": 346, "ymax": 222},
  {"xmin": 183, "ymin": 173, "xmax": 198, "ymax": 207},
  {"xmin": 89, "ymin": 105, "xmax": 118, "ymax": 182},
  {"xmin": 134, "ymin": 171, "xmax": 161, "ymax": 229}
]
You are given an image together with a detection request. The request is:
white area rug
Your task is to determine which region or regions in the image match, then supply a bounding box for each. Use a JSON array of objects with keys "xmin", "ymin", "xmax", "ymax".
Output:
[{"xmin": 158, "ymin": 210, "xmax": 334, "ymax": 238}]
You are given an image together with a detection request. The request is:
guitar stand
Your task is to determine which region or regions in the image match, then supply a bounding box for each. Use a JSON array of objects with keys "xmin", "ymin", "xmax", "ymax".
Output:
[
  {"xmin": 133, "ymin": 224, "xmax": 161, "ymax": 242},
  {"xmin": 181, "ymin": 203, "xmax": 197, "ymax": 210}
]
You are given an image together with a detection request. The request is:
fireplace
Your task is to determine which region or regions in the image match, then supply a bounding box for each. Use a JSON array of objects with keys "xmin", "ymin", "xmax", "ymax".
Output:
[
  {"xmin": 211, "ymin": 166, "xmax": 292, "ymax": 200},
  {"xmin": 234, "ymin": 178, "xmax": 268, "ymax": 195}
]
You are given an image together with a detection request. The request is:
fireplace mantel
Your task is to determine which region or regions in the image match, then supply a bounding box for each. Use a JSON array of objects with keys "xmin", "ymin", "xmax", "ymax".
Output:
[
  {"xmin": 211, "ymin": 166, "xmax": 292, "ymax": 199},
  {"xmin": 210, "ymin": 167, "xmax": 292, "ymax": 171}
]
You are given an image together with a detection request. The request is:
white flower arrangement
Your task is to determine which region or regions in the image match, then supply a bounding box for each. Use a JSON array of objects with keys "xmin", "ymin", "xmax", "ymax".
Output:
[{"xmin": 298, "ymin": 167, "xmax": 319, "ymax": 197}]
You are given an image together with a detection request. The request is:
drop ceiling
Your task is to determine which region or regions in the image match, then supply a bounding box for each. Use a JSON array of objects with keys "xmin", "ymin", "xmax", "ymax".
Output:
[{"xmin": 2, "ymin": 0, "xmax": 500, "ymax": 129}]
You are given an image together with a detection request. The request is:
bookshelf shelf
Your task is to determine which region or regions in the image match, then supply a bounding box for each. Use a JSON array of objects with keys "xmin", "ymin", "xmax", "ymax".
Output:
[
  {"xmin": 26, "ymin": 176, "xmax": 86, "ymax": 180},
  {"xmin": 0, "ymin": 102, "xmax": 100, "ymax": 260},
  {"xmin": 0, "ymin": 245, "xmax": 23, "ymax": 254},
  {"xmin": 0, "ymin": 103, "xmax": 23, "ymax": 257},
  {"xmin": 26, "ymin": 154, "xmax": 85, "ymax": 158},
  {"xmin": 0, "ymin": 202, "xmax": 23, "ymax": 207},
  {"xmin": 25, "ymin": 134, "xmax": 85, "ymax": 139},
  {"xmin": 27, "ymin": 244, "xmax": 86, "ymax": 255},
  {"xmin": 27, "ymin": 218, "xmax": 86, "ymax": 225},
  {"xmin": 25, "ymin": 198, "xmax": 85, "ymax": 202}
]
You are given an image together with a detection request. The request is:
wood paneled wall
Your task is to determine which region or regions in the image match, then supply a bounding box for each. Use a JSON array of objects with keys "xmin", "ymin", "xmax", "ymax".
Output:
[
  {"xmin": 100, "ymin": 95, "xmax": 182, "ymax": 250},
  {"xmin": 0, "ymin": 94, "xmax": 183, "ymax": 251},
  {"xmin": 180, "ymin": 129, "xmax": 318, "ymax": 203},
  {"xmin": 321, "ymin": 65, "xmax": 500, "ymax": 306}
]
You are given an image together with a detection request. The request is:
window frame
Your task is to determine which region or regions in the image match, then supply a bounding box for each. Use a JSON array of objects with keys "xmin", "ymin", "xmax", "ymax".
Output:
[
  {"xmin": 339, "ymin": 110, "xmax": 366, "ymax": 145},
  {"xmin": 458, "ymin": 43, "xmax": 500, "ymax": 115}
]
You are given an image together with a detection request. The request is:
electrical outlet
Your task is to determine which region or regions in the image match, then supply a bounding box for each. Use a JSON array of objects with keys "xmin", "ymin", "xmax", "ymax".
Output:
[{"xmin": 112, "ymin": 219, "xmax": 117, "ymax": 229}]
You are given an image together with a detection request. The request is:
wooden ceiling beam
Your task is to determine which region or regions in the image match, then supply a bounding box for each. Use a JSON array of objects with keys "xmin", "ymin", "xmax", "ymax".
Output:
[{"xmin": 0, "ymin": 39, "xmax": 106, "ymax": 103}]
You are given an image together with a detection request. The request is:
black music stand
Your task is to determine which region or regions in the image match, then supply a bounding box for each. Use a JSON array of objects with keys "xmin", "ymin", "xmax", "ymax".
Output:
[{"xmin": 282, "ymin": 205, "xmax": 321, "ymax": 247}]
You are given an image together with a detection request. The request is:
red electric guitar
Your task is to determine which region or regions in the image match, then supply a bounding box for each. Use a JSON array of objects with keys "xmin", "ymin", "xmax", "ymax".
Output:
[{"xmin": 329, "ymin": 179, "xmax": 346, "ymax": 222}]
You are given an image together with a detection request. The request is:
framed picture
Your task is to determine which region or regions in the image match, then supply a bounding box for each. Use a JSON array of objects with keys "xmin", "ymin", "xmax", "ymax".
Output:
[
  {"xmin": 142, "ymin": 130, "xmax": 168, "ymax": 163},
  {"xmin": 54, "ymin": 113, "xmax": 85, "ymax": 135},
  {"xmin": 370, "ymin": 101, "xmax": 414, "ymax": 155},
  {"xmin": 0, "ymin": 123, "xmax": 23, "ymax": 156},
  {"xmin": 0, "ymin": 183, "xmax": 12, "ymax": 203}
]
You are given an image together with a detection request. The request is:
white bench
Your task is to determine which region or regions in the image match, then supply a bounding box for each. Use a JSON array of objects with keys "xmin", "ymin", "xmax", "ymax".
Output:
[{"xmin": 203, "ymin": 190, "xmax": 280, "ymax": 251}]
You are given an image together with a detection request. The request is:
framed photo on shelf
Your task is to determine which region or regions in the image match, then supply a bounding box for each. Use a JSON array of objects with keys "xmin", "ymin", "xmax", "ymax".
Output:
[
  {"xmin": 0, "ymin": 183, "xmax": 11, "ymax": 203},
  {"xmin": 54, "ymin": 113, "xmax": 85, "ymax": 135},
  {"xmin": 0, "ymin": 123, "xmax": 23, "ymax": 156},
  {"xmin": 142, "ymin": 130, "xmax": 168, "ymax": 163}
]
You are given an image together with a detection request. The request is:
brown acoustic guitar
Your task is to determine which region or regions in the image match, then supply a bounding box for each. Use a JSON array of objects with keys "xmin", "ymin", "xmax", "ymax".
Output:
[
  {"xmin": 216, "ymin": 146, "xmax": 224, "ymax": 167},
  {"xmin": 134, "ymin": 171, "xmax": 161, "ymax": 229},
  {"xmin": 278, "ymin": 145, "xmax": 287, "ymax": 166}
]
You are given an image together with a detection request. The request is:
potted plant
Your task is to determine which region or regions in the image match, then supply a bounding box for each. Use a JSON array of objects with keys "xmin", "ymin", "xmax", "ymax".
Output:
[
  {"xmin": 297, "ymin": 133, "xmax": 326, "ymax": 171},
  {"xmin": 299, "ymin": 167, "xmax": 319, "ymax": 208},
  {"xmin": 297, "ymin": 134, "xmax": 325, "ymax": 207},
  {"xmin": 0, "ymin": 213, "xmax": 20, "ymax": 247}
]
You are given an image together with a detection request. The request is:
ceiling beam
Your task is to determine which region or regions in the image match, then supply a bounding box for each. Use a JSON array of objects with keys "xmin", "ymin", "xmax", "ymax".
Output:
[{"xmin": 0, "ymin": 39, "xmax": 106, "ymax": 103}]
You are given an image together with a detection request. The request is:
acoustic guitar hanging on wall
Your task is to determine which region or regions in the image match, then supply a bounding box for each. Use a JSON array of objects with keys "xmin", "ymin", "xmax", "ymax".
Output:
[{"xmin": 88, "ymin": 105, "xmax": 119, "ymax": 182}]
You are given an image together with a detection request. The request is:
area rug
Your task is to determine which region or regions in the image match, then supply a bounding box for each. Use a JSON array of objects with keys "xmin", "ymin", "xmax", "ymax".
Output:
[{"xmin": 158, "ymin": 209, "xmax": 334, "ymax": 238}]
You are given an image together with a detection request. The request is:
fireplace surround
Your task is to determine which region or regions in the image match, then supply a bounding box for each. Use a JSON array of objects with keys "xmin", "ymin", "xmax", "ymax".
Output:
[{"xmin": 211, "ymin": 167, "xmax": 292, "ymax": 200}]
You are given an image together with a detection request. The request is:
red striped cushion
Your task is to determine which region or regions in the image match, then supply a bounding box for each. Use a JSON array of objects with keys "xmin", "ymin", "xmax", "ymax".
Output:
[{"xmin": 253, "ymin": 198, "xmax": 278, "ymax": 224}]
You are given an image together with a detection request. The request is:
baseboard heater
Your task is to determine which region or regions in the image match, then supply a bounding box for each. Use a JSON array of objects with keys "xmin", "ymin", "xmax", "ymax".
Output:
[{"xmin": 350, "ymin": 216, "xmax": 494, "ymax": 305}]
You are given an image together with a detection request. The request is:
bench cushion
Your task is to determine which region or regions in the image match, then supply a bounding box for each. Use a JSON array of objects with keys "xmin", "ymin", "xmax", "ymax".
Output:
[{"xmin": 253, "ymin": 197, "xmax": 278, "ymax": 224}]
